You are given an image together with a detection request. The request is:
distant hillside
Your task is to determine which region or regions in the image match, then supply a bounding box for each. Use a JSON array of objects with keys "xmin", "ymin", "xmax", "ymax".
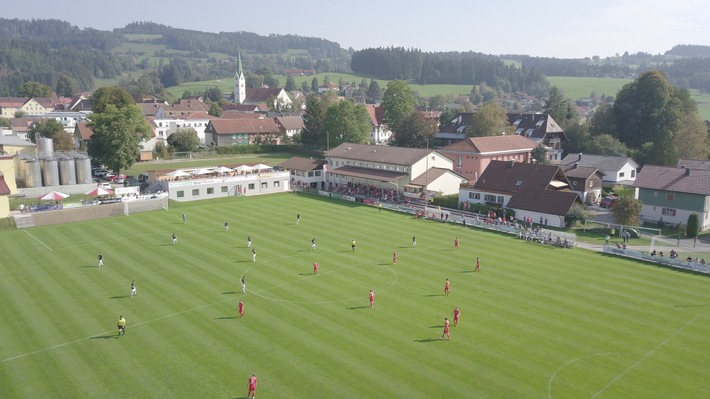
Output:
[{"xmin": 665, "ymin": 44, "xmax": 710, "ymax": 58}]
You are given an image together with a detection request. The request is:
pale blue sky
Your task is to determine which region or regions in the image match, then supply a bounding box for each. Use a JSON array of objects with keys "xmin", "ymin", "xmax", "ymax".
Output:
[{"xmin": 5, "ymin": 0, "xmax": 708, "ymax": 58}]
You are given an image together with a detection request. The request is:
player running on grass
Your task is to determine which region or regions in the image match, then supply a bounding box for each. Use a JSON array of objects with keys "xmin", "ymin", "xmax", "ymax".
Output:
[{"xmin": 117, "ymin": 315, "xmax": 126, "ymax": 337}]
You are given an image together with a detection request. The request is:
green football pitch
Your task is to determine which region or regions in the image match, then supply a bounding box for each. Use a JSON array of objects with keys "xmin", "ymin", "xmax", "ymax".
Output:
[{"xmin": 1, "ymin": 193, "xmax": 709, "ymax": 398}]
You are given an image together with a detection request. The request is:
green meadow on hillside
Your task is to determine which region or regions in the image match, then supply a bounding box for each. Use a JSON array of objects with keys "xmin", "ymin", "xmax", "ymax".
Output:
[{"xmin": 1, "ymin": 194, "xmax": 708, "ymax": 398}]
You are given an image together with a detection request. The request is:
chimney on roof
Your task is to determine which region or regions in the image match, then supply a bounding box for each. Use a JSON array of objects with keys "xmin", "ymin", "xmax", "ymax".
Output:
[
  {"xmin": 573, "ymin": 162, "xmax": 579, "ymax": 169},
  {"xmin": 578, "ymin": 153, "xmax": 582, "ymax": 161},
  {"xmin": 509, "ymin": 160, "xmax": 515, "ymax": 168},
  {"xmin": 685, "ymin": 166, "xmax": 691, "ymax": 176}
]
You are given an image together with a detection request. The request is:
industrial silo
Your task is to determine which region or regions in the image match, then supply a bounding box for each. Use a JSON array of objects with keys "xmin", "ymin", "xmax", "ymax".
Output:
[
  {"xmin": 74, "ymin": 156, "xmax": 92, "ymax": 184},
  {"xmin": 36, "ymin": 137, "xmax": 54, "ymax": 158},
  {"xmin": 24, "ymin": 159, "xmax": 42, "ymax": 188},
  {"xmin": 41, "ymin": 158, "xmax": 60, "ymax": 187},
  {"xmin": 58, "ymin": 156, "xmax": 76, "ymax": 185}
]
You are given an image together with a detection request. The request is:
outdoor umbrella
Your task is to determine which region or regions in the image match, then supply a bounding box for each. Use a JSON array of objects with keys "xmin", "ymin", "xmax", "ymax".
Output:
[
  {"xmin": 191, "ymin": 168, "xmax": 213, "ymax": 175},
  {"xmin": 85, "ymin": 187, "xmax": 114, "ymax": 196},
  {"xmin": 213, "ymin": 166, "xmax": 234, "ymax": 173},
  {"xmin": 165, "ymin": 170, "xmax": 191, "ymax": 178},
  {"xmin": 252, "ymin": 163, "xmax": 272, "ymax": 170},
  {"xmin": 233, "ymin": 165, "xmax": 252, "ymax": 172},
  {"xmin": 39, "ymin": 191, "xmax": 69, "ymax": 201}
]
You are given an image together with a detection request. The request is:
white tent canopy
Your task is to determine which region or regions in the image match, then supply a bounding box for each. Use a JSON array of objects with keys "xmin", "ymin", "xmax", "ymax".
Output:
[
  {"xmin": 191, "ymin": 168, "xmax": 213, "ymax": 175},
  {"xmin": 212, "ymin": 166, "xmax": 234, "ymax": 173},
  {"xmin": 252, "ymin": 163, "xmax": 272, "ymax": 170},
  {"xmin": 233, "ymin": 165, "xmax": 252, "ymax": 172},
  {"xmin": 165, "ymin": 170, "xmax": 191, "ymax": 178}
]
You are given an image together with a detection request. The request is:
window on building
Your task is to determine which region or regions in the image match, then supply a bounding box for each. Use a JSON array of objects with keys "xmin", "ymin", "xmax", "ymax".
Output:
[
  {"xmin": 666, "ymin": 193, "xmax": 675, "ymax": 201},
  {"xmin": 274, "ymin": 181, "xmax": 280, "ymax": 187},
  {"xmin": 484, "ymin": 194, "xmax": 497, "ymax": 202},
  {"xmin": 573, "ymin": 181, "xmax": 577, "ymax": 186},
  {"xmin": 221, "ymin": 186, "xmax": 228, "ymax": 192},
  {"xmin": 176, "ymin": 191, "xmax": 184, "ymax": 198},
  {"xmin": 662, "ymin": 208, "xmax": 677, "ymax": 217},
  {"xmin": 192, "ymin": 189, "xmax": 199, "ymax": 196},
  {"xmin": 631, "ymin": 170, "xmax": 636, "ymax": 178},
  {"xmin": 619, "ymin": 172, "xmax": 625, "ymax": 178},
  {"xmin": 248, "ymin": 183, "xmax": 255, "ymax": 190},
  {"xmin": 497, "ymin": 196, "xmax": 504, "ymax": 203},
  {"xmin": 207, "ymin": 188, "xmax": 214, "ymax": 194},
  {"xmin": 468, "ymin": 192, "xmax": 481, "ymax": 199}
]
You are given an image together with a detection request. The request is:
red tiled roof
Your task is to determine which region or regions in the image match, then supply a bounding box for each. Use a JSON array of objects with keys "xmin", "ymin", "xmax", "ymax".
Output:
[
  {"xmin": 439, "ymin": 135, "xmax": 538, "ymax": 154},
  {"xmin": 474, "ymin": 160, "xmax": 568, "ymax": 194},
  {"xmin": 244, "ymin": 88, "xmax": 284, "ymax": 103},
  {"xmin": 75, "ymin": 122, "xmax": 94, "ymax": 140},
  {"xmin": 507, "ymin": 189, "xmax": 580, "ymax": 216}
]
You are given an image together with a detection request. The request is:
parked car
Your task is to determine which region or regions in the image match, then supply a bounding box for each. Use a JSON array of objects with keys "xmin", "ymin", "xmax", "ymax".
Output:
[
  {"xmin": 110, "ymin": 174, "xmax": 126, "ymax": 184},
  {"xmin": 600, "ymin": 195, "xmax": 619, "ymax": 209},
  {"xmin": 625, "ymin": 228, "xmax": 641, "ymax": 238},
  {"xmin": 99, "ymin": 182, "xmax": 112, "ymax": 189}
]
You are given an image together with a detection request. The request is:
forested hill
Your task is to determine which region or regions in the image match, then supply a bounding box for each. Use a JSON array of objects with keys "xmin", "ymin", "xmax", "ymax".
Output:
[
  {"xmin": 0, "ymin": 19, "xmax": 350, "ymax": 97},
  {"xmin": 351, "ymin": 47, "xmax": 550, "ymax": 97}
]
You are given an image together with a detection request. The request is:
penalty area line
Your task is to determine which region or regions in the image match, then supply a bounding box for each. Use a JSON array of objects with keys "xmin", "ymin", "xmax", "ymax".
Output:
[{"xmin": 24, "ymin": 230, "xmax": 52, "ymax": 251}]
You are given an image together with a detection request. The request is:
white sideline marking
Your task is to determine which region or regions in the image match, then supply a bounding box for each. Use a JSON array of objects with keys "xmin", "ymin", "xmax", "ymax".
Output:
[
  {"xmin": 24, "ymin": 230, "xmax": 52, "ymax": 251},
  {"xmin": 547, "ymin": 352, "xmax": 616, "ymax": 399},
  {"xmin": 590, "ymin": 312, "xmax": 702, "ymax": 398}
]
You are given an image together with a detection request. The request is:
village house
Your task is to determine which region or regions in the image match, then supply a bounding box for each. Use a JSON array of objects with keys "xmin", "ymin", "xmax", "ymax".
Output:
[
  {"xmin": 205, "ymin": 118, "xmax": 283, "ymax": 146},
  {"xmin": 507, "ymin": 113, "xmax": 568, "ymax": 161},
  {"xmin": 437, "ymin": 135, "xmax": 538, "ymax": 183},
  {"xmin": 275, "ymin": 156, "xmax": 327, "ymax": 190},
  {"xmin": 459, "ymin": 160, "xmax": 580, "ymax": 228},
  {"xmin": 559, "ymin": 153, "xmax": 638, "ymax": 184},
  {"xmin": 325, "ymin": 142, "xmax": 465, "ymax": 198},
  {"xmin": 634, "ymin": 162, "xmax": 710, "ymax": 231}
]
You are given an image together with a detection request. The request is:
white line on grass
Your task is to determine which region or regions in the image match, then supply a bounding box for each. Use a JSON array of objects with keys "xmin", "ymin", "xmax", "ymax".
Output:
[
  {"xmin": 0, "ymin": 296, "xmax": 235, "ymax": 364},
  {"xmin": 589, "ymin": 312, "xmax": 703, "ymax": 398},
  {"xmin": 0, "ymin": 249, "xmax": 400, "ymax": 364},
  {"xmin": 547, "ymin": 352, "xmax": 617, "ymax": 399},
  {"xmin": 24, "ymin": 230, "xmax": 52, "ymax": 251}
]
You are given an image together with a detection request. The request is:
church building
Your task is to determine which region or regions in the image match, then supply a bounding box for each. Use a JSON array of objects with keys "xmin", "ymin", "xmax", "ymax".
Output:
[{"xmin": 234, "ymin": 52, "xmax": 292, "ymax": 110}]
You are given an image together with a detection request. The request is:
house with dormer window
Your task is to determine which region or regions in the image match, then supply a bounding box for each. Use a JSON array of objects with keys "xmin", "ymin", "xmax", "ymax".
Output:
[
  {"xmin": 459, "ymin": 160, "xmax": 580, "ymax": 228},
  {"xmin": 507, "ymin": 113, "xmax": 568, "ymax": 161}
]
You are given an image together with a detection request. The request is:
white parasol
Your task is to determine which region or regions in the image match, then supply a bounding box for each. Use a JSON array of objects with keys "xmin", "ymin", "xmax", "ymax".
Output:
[{"xmin": 165, "ymin": 170, "xmax": 191, "ymax": 178}]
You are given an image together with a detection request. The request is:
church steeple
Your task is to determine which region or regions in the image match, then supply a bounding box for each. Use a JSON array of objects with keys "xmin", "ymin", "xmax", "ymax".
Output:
[{"xmin": 234, "ymin": 51, "xmax": 246, "ymax": 104}]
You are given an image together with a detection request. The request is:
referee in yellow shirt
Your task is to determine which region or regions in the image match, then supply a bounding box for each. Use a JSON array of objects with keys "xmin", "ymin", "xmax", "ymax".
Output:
[{"xmin": 117, "ymin": 315, "xmax": 126, "ymax": 337}]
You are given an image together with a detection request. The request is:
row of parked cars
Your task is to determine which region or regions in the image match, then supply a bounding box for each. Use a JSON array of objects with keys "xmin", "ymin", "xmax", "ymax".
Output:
[{"xmin": 92, "ymin": 166, "xmax": 144, "ymax": 187}]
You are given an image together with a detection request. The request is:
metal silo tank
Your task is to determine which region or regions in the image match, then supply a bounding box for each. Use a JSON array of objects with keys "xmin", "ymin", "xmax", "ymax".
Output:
[
  {"xmin": 41, "ymin": 158, "xmax": 60, "ymax": 187},
  {"xmin": 58, "ymin": 157, "xmax": 76, "ymax": 185},
  {"xmin": 74, "ymin": 156, "xmax": 92, "ymax": 184},
  {"xmin": 36, "ymin": 137, "xmax": 54, "ymax": 158},
  {"xmin": 24, "ymin": 159, "xmax": 42, "ymax": 188}
]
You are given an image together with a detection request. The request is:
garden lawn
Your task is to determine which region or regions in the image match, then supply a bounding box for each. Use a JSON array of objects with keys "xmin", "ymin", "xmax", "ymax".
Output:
[{"xmin": 0, "ymin": 193, "xmax": 708, "ymax": 398}]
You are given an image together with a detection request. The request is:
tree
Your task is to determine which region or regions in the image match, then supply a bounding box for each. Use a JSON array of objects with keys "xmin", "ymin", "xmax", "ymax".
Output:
[
  {"xmin": 167, "ymin": 127, "xmax": 199, "ymax": 152},
  {"xmin": 91, "ymin": 86, "xmax": 136, "ymax": 114},
  {"xmin": 208, "ymin": 102, "xmax": 223, "ymax": 117},
  {"xmin": 381, "ymin": 80, "xmax": 416, "ymax": 135},
  {"xmin": 608, "ymin": 70, "xmax": 695, "ymax": 165},
  {"xmin": 301, "ymin": 95, "xmax": 325, "ymax": 145},
  {"xmin": 285, "ymin": 75, "xmax": 297, "ymax": 92},
  {"xmin": 321, "ymin": 100, "xmax": 371, "ymax": 147},
  {"xmin": 686, "ymin": 213, "xmax": 700, "ymax": 244},
  {"xmin": 311, "ymin": 77, "xmax": 319, "ymax": 93},
  {"xmin": 300, "ymin": 81, "xmax": 310, "ymax": 93},
  {"xmin": 467, "ymin": 102, "xmax": 511, "ymax": 137},
  {"xmin": 565, "ymin": 202, "xmax": 592, "ymax": 227},
  {"xmin": 585, "ymin": 134, "xmax": 629, "ymax": 156},
  {"xmin": 55, "ymin": 74, "xmax": 78, "ymax": 97},
  {"xmin": 203, "ymin": 87, "xmax": 223, "ymax": 103},
  {"xmin": 544, "ymin": 86, "xmax": 574, "ymax": 127},
  {"xmin": 17, "ymin": 81, "xmax": 53, "ymax": 97},
  {"xmin": 87, "ymin": 104, "xmax": 151, "ymax": 174},
  {"xmin": 366, "ymin": 79, "xmax": 383, "ymax": 103},
  {"xmin": 611, "ymin": 196, "xmax": 643, "ymax": 226},
  {"xmin": 29, "ymin": 119, "xmax": 74, "ymax": 151},
  {"xmin": 391, "ymin": 111, "xmax": 438, "ymax": 147},
  {"xmin": 531, "ymin": 144, "xmax": 550, "ymax": 164},
  {"xmin": 673, "ymin": 113, "xmax": 710, "ymax": 160}
]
